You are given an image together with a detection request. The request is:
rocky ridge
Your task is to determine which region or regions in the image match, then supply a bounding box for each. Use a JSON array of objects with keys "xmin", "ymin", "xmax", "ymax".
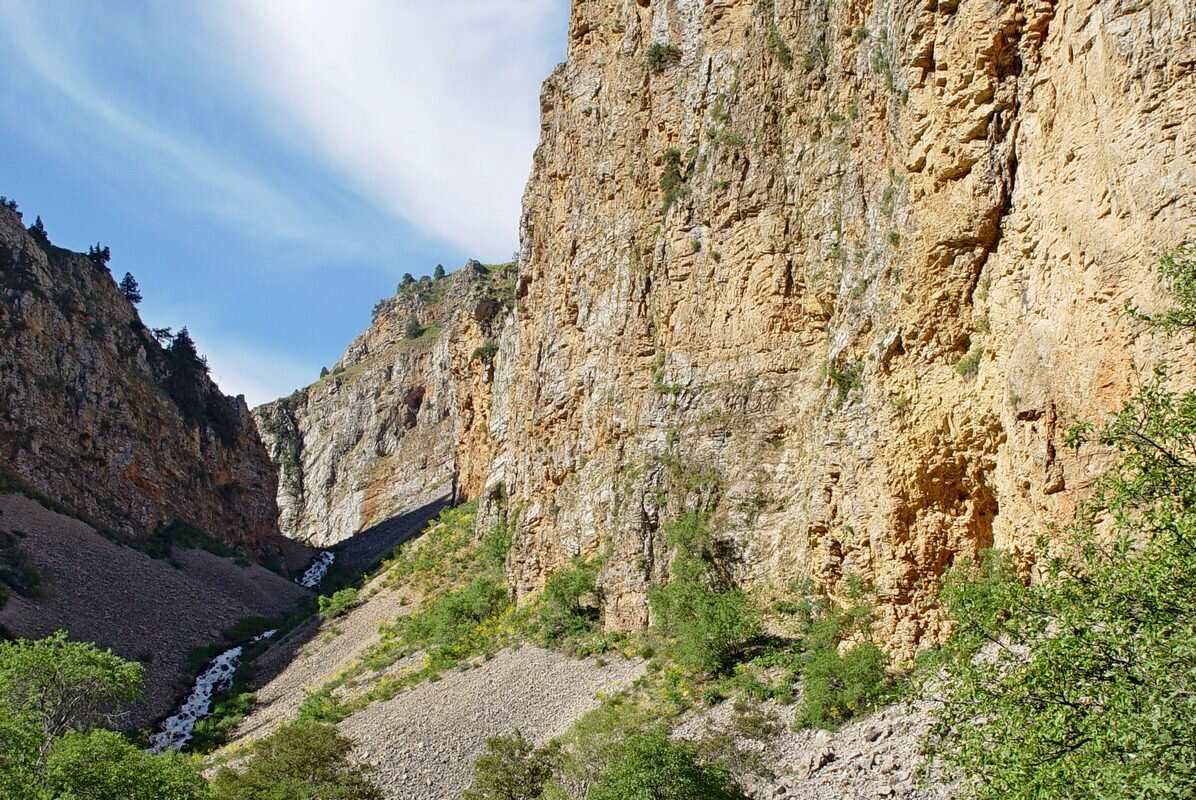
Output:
[
  {"xmin": 253, "ymin": 262, "xmax": 511, "ymax": 546},
  {"xmin": 0, "ymin": 205, "xmax": 286, "ymax": 557}
]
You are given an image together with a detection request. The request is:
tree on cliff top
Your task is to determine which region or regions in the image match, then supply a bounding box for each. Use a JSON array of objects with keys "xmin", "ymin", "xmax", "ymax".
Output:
[{"xmin": 87, "ymin": 243, "xmax": 111, "ymax": 270}]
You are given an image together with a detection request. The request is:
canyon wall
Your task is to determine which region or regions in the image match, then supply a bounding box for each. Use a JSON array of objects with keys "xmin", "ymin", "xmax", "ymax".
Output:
[
  {"xmin": 254, "ymin": 262, "xmax": 511, "ymax": 546},
  {"xmin": 477, "ymin": 0, "xmax": 1196, "ymax": 653},
  {"xmin": 0, "ymin": 205, "xmax": 285, "ymax": 558}
]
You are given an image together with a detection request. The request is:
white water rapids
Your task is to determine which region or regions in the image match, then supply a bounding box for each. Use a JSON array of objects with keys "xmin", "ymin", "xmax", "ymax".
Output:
[
  {"xmin": 151, "ymin": 550, "xmax": 336, "ymax": 752},
  {"xmin": 149, "ymin": 629, "xmax": 276, "ymax": 753},
  {"xmin": 296, "ymin": 550, "xmax": 335, "ymax": 587}
]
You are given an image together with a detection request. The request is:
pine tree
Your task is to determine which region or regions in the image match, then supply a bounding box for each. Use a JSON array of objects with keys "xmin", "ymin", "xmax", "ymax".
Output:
[
  {"xmin": 434, "ymin": 264, "xmax": 446, "ymax": 280},
  {"xmin": 28, "ymin": 216, "xmax": 47, "ymax": 244},
  {"xmin": 320, "ymin": 366, "xmax": 330, "ymax": 378},
  {"xmin": 400, "ymin": 273, "xmax": 415, "ymax": 288},
  {"xmin": 118, "ymin": 272, "xmax": 142, "ymax": 304},
  {"xmin": 87, "ymin": 243, "xmax": 111, "ymax": 269}
]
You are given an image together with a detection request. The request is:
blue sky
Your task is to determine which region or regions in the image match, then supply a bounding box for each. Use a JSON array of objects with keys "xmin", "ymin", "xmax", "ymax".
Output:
[{"xmin": 0, "ymin": 1, "xmax": 568, "ymax": 405}]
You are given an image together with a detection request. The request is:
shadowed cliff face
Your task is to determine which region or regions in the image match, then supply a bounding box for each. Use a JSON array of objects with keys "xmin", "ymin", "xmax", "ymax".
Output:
[
  {"xmin": 0, "ymin": 206, "xmax": 285, "ymax": 559},
  {"xmin": 253, "ymin": 262, "xmax": 511, "ymax": 547},
  {"xmin": 474, "ymin": 0, "xmax": 1196, "ymax": 654}
]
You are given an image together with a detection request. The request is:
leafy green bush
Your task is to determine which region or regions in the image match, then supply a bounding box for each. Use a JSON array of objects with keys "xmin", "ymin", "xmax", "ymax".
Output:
[
  {"xmin": 589, "ymin": 725, "xmax": 746, "ymax": 800},
  {"xmin": 318, "ymin": 587, "xmax": 359, "ymax": 620},
  {"xmin": 649, "ymin": 514, "xmax": 761, "ymax": 673},
  {"xmin": 297, "ymin": 688, "xmax": 348, "ymax": 724},
  {"xmin": 472, "ymin": 341, "xmax": 500, "ymax": 364},
  {"xmin": 539, "ymin": 559, "xmax": 600, "ymax": 646},
  {"xmin": 463, "ymin": 729, "xmax": 555, "ymax": 800},
  {"xmin": 927, "ymin": 247, "xmax": 1196, "ymax": 798},
  {"xmin": 954, "ymin": 345, "xmax": 983, "ymax": 377},
  {"xmin": 766, "ymin": 26, "xmax": 793, "ymax": 69},
  {"xmin": 208, "ymin": 721, "xmax": 381, "ymax": 800},
  {"xmin": 647, "ymin": 43, "xmax": 681, "ymax": 73},
  {"xmin": 43, "ymin": 729, "xmax": 204, "ymax": 800},
  {"xmin": 797, "ymin": 637, "xmax": 890, "ymax": 729},
  {"xmin": 405, "ymin": 577, "xmax": 509, "ymax": 659}
]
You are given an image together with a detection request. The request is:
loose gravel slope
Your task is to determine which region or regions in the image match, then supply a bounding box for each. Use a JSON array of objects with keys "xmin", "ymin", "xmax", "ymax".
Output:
[{"xmin": 340, "ymin": 645, "xmax": 644, "ymax": 800}]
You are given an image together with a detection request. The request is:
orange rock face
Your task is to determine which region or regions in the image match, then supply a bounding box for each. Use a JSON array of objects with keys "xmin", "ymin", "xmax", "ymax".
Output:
[{"xmin": 476, "ymin": 0, "xmax": 1196, "ymax": 654}]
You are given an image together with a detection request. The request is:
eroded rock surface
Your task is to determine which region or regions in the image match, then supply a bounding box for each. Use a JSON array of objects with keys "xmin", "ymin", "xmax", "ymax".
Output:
[
  {"xmin": 478, "ymin": 0, "xmax": 1196, "ymax": 653},
  {"xmin": 254, "ymin": 263, "xmax": 510, "ymax": 546},
  {"xmin": 0, "ymin": 207, "xmax": 285, "ymax": 556}
]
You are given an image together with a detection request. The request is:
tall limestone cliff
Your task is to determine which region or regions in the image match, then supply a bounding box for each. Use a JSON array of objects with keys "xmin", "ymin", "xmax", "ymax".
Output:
[
  {"xmin": 0, "ymin": 204, "xmax": 285, "ymax": 558},
  {"xmin": 476, "ymin": 0, "xmax": 1195, "ymax": 654},
  {"xmin": 254, "ymin": 0, "xmax": 1194, "ymax": 654},
  {"xmin": 253, "ymin": 262, "xmax": 511, "ymax": 546}
]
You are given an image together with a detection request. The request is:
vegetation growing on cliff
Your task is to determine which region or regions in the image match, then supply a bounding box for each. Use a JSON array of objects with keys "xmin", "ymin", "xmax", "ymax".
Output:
[{"xmin": 927, "ymin": 245, "xmax": 1196, "ymax": 798}]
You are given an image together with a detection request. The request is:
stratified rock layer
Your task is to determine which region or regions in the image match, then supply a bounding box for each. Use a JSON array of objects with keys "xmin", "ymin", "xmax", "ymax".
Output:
[
  {"xmin": 0, "ymin": 207, "xmax": 284, "ymax": 556},
  {"xmin": 254, "ymin": 263, "xmax": 511, "ymax": 546},
  {"xmin": 478, "ymin": 0, "xmax": 1196, "ymax": 653}
]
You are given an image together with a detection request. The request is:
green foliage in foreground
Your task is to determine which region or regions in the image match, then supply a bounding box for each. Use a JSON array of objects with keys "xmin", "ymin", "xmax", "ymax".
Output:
[
  {"xmin": 42, "ymin": 729, "xmax": 204, "ymax": 800},
  {"xmin": 208, "ymin": 721, "xmax": 381, "ymax": 800},
  {"xmin": 0, "ymin": 632, "xmax": 203, "ymax": 800},
  {"xmin": 928, "ymin": 266, "xmax": 1196, "ymax": 798}
]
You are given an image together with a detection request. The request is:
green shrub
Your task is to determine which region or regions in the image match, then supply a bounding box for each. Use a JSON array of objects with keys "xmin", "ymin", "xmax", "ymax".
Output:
[
  {"xmin": 463, "ymin": 729, "xmax": 555, "ymax": 800},
  {"xmin": 647, "ymin": 43, "xmax": 681, "ymax": 73},
  {"xmin": 297, "ymin": 688, "xmax": 347, "ymax": 724},
  {"xmin": 472, "ymin": 341, "xmax": 500, "ymax": 364},
  {"xmin": 208, "ymin": 721, "xmax": 381, "ymax": 800},
  {"xmin": 797, "ymin": 638, "xmax": 890, "ymax": 729},
  {"xmin": 539, "ymin": 560, "xmax": 600, "ymax": 645},
  {"xmin": 649, "ymin": 514, "xmax": 762, "ymax": 673},
  {"xmin": 659, "ymin": 148, "xmax": 688, "ymax": 210},
  {"xmin": 954, "ymin": 345, "xmax": 983, "ymax": 377},
  {"xmin": 405, "ymin": 577, "xmax": 509, "ymax": 659},
  {"xmin": 318, "ymin": 587, "xmax": 359, "ymax": 620},
  {"xmin": 404, "ymin": 315, "xmax": 423, "ymax": 339},
  {"xmin": 479, "ymin": 520, "xmax": 512, "ymax": 574},
  {"xmin": 589, "ymin": 726, "xmax": 747, "ymax": 800},
  {"xmin": 828, "ymin": 360, "xmax": 864, "ymax": 404},
  {"xmin": 766, "ymin": 26, "xmax": 793, "ymax": 69}
]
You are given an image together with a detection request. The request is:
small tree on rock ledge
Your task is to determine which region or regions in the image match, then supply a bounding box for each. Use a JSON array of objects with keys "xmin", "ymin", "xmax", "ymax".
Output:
[{"xmin": 119, "ymin": 272, "xmax": 142, "ymax": 304}]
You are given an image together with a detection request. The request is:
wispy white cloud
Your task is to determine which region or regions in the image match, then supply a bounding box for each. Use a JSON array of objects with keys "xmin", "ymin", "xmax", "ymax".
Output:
[
  {"xmin": 217, "ymin": 0, "xmax": 567, "ymax": 258},
  {"xmin": 0, "ymin": 2, "xmax": 343, "ymax": 252}
]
